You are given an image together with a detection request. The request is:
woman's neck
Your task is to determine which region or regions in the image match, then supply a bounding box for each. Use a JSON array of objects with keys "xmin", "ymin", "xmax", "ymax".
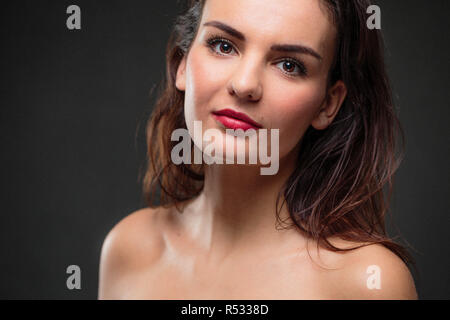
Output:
[{"xmin": 178, "ymin": 144, "xmax": 306, "ymax": 263}]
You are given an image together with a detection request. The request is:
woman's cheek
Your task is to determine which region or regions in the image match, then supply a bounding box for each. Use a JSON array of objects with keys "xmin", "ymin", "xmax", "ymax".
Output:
[
  {"xmin": 270, "ymin": 83, "xmax": 325, "ymax": 153},
  {"xmin": 190, "ymin": 50, "xmax": 231, "ymax": 100},
  {"xmin": 185, "ymin": 51, "xmax": 221, "ymax": 124}
]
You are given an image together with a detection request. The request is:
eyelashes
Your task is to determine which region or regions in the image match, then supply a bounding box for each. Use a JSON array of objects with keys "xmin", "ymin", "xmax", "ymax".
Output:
[{"xmin": 205, "ymin": 34, "xmax": 308, "ymax": 77}]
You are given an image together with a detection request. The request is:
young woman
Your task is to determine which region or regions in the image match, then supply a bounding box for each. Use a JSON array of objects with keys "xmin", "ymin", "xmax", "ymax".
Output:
[{"xmin": 98, "ymin": 0, "xmax": 418, "ymax": 299}]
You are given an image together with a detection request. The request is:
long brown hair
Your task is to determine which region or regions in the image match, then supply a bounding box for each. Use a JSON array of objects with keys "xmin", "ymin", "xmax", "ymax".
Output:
[{"xmin": 142, "ymin": 0, "xmax": 416, "ymax": 271}]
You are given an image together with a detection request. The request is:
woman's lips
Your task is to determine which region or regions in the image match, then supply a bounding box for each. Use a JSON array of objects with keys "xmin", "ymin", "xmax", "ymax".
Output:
[{"xmin": 212, "ymin": 108, "xmax": 262, "ymax": 131}]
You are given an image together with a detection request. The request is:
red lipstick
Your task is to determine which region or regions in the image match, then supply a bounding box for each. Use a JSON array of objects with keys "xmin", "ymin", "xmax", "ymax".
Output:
[{"xmin": 212, "ymin": 108, "xmax": 262, "ymax": 131}]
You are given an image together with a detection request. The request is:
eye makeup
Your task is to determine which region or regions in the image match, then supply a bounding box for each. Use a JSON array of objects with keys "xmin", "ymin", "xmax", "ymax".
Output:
[{"xmin": 204, "ymin": 33, "xmax": 308, "ymax": 78}]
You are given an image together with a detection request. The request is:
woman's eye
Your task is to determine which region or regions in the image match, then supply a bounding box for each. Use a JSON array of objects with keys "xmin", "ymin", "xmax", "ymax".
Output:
[
  {"xmin": 207, "ymin": 38, "xmax": 236, "ymax": 55},
  {"xmin": 207, "ymin": 36, "xmax": 307, "ymax": 77},
  {"xmin": 275, "ymin": 60, "xmax": 307, "ymax": 77}
]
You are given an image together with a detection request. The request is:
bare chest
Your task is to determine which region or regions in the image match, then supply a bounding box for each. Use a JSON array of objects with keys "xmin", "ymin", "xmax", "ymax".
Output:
[{"xmin": 119, "ymin": 251, "xmax": 337, "ymax": 299}]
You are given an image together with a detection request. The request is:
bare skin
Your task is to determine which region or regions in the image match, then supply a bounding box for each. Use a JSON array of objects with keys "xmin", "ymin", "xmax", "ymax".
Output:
[
  {"xmin": 98, "ymin": 205, "xmax": 417, "ymax": 300},
  {"xmin": 98, "ymin": 0, "xmax": 418, "ymax": 299}
]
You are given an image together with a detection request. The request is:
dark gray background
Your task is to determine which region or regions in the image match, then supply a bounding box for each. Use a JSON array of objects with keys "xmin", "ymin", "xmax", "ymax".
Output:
[{"xmin": 0, "ymin": 0, "xmax": 448, "ymax": 299}]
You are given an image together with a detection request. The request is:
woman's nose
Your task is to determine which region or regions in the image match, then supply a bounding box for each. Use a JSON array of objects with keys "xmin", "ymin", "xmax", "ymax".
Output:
[{"xmin": 227, "ymin": 56, "xmax": 263, "ymax": 101}]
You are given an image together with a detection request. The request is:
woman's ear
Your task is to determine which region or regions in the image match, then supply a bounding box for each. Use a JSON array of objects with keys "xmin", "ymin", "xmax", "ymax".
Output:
[
  {"xmin": 175, "ymin": 56, "xmax": 187, "ymax": 92},
  {"xmin": 311, "ymin": 80, "xmax": 347, "ymax": 130}
]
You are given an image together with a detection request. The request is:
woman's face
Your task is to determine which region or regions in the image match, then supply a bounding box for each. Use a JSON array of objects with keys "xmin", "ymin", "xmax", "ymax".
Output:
[{"xmin": 176, "ymin": 0, "xmax": 346, "ymax": 165}]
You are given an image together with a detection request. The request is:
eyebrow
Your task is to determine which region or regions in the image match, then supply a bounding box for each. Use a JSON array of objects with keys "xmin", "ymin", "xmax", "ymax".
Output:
[{"xmin": 203, "ymin": 20, "xmax": 323, "ymax": 61}]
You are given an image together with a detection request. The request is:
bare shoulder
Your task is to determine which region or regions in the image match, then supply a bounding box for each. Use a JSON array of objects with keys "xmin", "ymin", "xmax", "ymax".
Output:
[
  {"xmin": 98, "ymin": 206, "xmax": 170, "ymax": 299},
  {"xmin": 321, "ymin": 239, "xmax": 418, "ymax": 300}
]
